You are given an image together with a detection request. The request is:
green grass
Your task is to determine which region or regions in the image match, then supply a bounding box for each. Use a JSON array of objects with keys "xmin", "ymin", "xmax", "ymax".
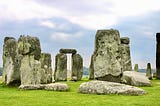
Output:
[{"xmin": 0, "ymin": 79, "xmax": 160, "ymax": 106}]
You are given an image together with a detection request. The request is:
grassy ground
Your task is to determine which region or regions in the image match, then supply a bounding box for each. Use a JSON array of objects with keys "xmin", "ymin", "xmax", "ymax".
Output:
[{"xmin": 0, "ymin": 79, "xmax": 160, "ymax": 106}]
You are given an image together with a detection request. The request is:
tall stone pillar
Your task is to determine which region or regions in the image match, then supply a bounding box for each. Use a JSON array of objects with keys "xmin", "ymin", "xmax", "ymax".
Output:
[
  {"xmin": 156, "ymin": 33, "xmax": 160, "ymax": 79},
  {"xmin": 89, "ymin": 54, "xmax": 95, "ymax": 80},
  {"xmin": 92, "ymin": 29, "xmax": 122, "ymax": 83},
  {"xmin": 134, "ymin": 64, "xmax": 139, "ymax": 72},
  {"xmin": 54, "ymin": 53, "xmax": 67, "ymax": 81},
  {"xmin": 146, "ymin": 63, "xmax": 152, "ymax": 80},
  {"xmin": 40, "ymin": 53, "xmax": 52, "ymax": 84},
  {"xmin": 71, "ymin": 54, "xmax": 83, "ymax": 81},
  {"xmin": 18, "ymin": 35, "xmax": 41, "ymax": 85},
  {"xmin": 121, "ymin": 37, "xmax": 132, "ymax": 71},
  {"xmin": 3, "ymin": 37, "xmax": 20, "ymax": 85}
]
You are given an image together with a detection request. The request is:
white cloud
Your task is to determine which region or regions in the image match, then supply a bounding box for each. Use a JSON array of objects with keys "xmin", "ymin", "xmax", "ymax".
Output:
[
  {"xmin": 39, "ymin": 20, "xmax": 56, "ymax": 28},
  {"xmin": 51, "ymin": 32, "xmax": 83, "ymax": 42}
]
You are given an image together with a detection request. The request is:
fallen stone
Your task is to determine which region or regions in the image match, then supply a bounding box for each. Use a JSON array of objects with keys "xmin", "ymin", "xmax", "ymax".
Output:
[
  {"xmin": 19, "ymin": 84, "xmax": 45, "ymax": 90},
  {"xmin": 122, "ymin": 71, "xmax": 152, "ymax": 86},
  {"xmin": 45, "ymin": 83, "xmax": 68, "ymax": 91},
  {"xmin": 78, "ymin": 80, "xmax": 146, "ymax": 95}
]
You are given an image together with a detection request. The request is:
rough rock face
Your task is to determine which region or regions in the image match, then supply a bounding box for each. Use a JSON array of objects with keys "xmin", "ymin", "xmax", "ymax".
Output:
[
  {"xmin": 2, "ymin": 37, "xmax": 20, "ymax": 85},
  {"xmin": 120, "ymin": 37, "xmax": 132, "ymax": 71},
  {"xmin": 59, "ymin": 49, "xmax": 77, "ymax": 54},
  {"xmin": 156, "ymin": 33, "xmax": 160, "ymax": 79},
  {"xmin": 79, "ymin": 81, "xmax": 146, "ymax": 95},
  {"xmin": 89, "ymin": 55, "xmax": 95, "ymax": 80},
  {"xmin": 92, "ymin": 29, "xmax": 122, "ymax": 82},
  {"xmin": 71, "ymin": 54, "xmax": 83, "ymax": 81},
  {"xmin": 122, "ymin": 71, "xmax": 152, "ymax": 86},
  {"xmin": 146, "ymin": 63, "xmax": 152, "ymax": 80},
  {"xmin": 134, "ymin": 64, "xmax": 139, "ymax": 72},
  {"xmin": 18, "ymin": 36, "xmax": 41, "ymax": 85},
  {"xmin": 40, "ymin": 53, "xmax": 52, "ymax": 84},
  {"xmin": 19, "ymin": 84, "xmax": 45, "ymax": 90},
  {"xmin": 54, "ymin": 53, "xmax": 67, "ymax": 81},
  {"xmin": 45, "ymin": 83, "xmax": 68, "ymax": 91}
]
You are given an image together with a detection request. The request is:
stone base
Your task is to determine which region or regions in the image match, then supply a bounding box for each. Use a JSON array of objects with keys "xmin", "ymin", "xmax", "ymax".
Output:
[{"xmin": 95, "ymin": 74, "xmax": 122, "ymax": 83}]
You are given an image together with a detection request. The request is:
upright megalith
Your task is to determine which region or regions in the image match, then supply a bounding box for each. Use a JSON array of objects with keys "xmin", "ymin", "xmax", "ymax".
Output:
[
  {"xmin": 91, "ymin": 29, "xmax": 122, "ymax": 82},
  {"xmin": 71, "ymin": 54, "xmax": 83, "ymax": 81},
  {"xmin": 156, "ymin": 33, "xmax": 160, "ymax": 79},
  {"xmin": 54, "ymin": 53, "xmax": 67, "ymax": 81},
  {"xmin": 89, "ymin": 55, "xmax": 95, "ymax": 80},
  {"xmin": 120, "ymin": 37, "xmax": 132, "ymax": 71},
  {"xmin": 40, "ymin": 53, "xmax": 52, "ymax": 84},
  {"xmin": 134, "ymin": 64, "xmax": 139, "ymax": 72},
  {"xmin": 2, "ymin": 37, "xmax": 20, "ymax": 85},
  {"xmin": 146, "ymin": 63, "xmax": 152, "ymax": 80},
  {"xmin": 18, "ymin": 35, "xmax": 41, "ymax": 85}
]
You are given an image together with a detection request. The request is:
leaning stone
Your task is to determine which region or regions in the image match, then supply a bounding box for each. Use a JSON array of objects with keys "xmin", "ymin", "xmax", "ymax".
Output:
[
  {"xmin": 54, "ymin": 53, "xmax": 67, "ymax": 81},
  {"xmin": 2, "ymin": 37, "xmax": 20, "ymax": 85},
  {"xmin": 121, "ymin": 37, "xmax": 132, "ymax": 71},
  {"xmin": 122, "ymin": 71, "xmax": 152, "ymax": 86},
  {"xmin": 156, "ymin": 33, "xmax": 160, "ymax": 79},
  {"xmin": 59, "ymin": 49, "xmax": 77, "ymax": 54},
  {"xmin": 45, "ymin": 83, "xmax": 68, "ymax": 91},
  {"xmin": 134, "ymin": 64, "xmax": 139, "ymax": 72},
  {"xmin": 146, "ymin": 63, "xmax": 152, "ymax": 80},
  {"xmin": 40, "ymin": 53, "xmax": 52, "ymax": 84},
  {"xmin": 19, "ymin": 84, "xmax": 45, "ymax": 90},
  {"xmin": 78, "ymin": 80, "xmax": 146, "ymax": 95},
  {"xmin": 71, "ymin": 54, "xmax": 83, "ymax": 81},
  {"xmin": 92, "ymin": 29, "xmax": 122, "ymax": 82}
]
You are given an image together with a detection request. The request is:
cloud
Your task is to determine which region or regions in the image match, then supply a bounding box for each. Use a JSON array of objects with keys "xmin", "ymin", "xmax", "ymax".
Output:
[
  {"xmin": 51, "ymin": 31, "xmax": 83, "ymax": 42},
  {"xmin": 39, "ymin": 20, "xmax": 56, "ymax": 28}
]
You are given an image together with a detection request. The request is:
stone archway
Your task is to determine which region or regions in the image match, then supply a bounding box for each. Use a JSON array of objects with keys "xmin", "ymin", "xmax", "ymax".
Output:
[{"xmin": 54, "ymin": 49, "xmax": 83, "ymax": 81}]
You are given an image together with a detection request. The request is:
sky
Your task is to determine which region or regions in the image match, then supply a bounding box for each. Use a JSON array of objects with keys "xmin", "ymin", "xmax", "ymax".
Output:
[{"xmin": 0, "ymin": 0, "xmax": 159, "ymax": 69}]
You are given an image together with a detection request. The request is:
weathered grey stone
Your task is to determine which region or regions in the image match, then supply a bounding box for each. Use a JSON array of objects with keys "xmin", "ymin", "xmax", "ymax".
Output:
[
  {"xmin": 18, "ymin": 35, "xmax": 41, "ymax": 60},
  {"xmin": 59, "ymin": 49, "xmax": 77, "ymax": 54},
  {"xmin": 19, "ymin": 84, "xmax": 45, "ymax": 90},
  {"xmin": 134, "ymin": 64, "xmax": 139, "ymax": 72},
  {"xmin": 156, "ymin": 33, "xmax": 160, "ymax": 79},
  {"xmin": 121, "ymin": 37, "xmax": 132, "ymax": 71},
  {"xmin": 45, "ymin": 83, "xmax": 68, "ymax": 91},
  {"xmin": 92, "ymin": 29, "xmax": 122, "ymax": 82},
  {"xmin": 54, "ymin": 53, "xmax": 67, "ymax": 81},
  {"xmin": 79, "ymin": 80, "xmax": 146, "ymax": 95},
  {"xmin": 40, "ymin": 53, "xmax": 52, "ymax": 84},
  {"xmin": 2, "ymin": 37, "xmax": 20, "ymax": 85},
  {"xmin": 122, "ymin": 71, "xmax": 152, "ymax": 86},
  {"xmin": 89, "ymin": 54, "xmax": 95, "ymax": 80},
  {"xmin": 120, "ymin": 37, "xmax": 130, "ymax": 44},
  {"xmin": 18, "ymin": 36, "xmax": 42, "ymax": 85},
  {"xmin": 71, "ymin": 54, "xmax": 83, "ymax": 81},
  {"xmin": 146, "ymin": 63, "xmax": 152, "ymax": 80}
]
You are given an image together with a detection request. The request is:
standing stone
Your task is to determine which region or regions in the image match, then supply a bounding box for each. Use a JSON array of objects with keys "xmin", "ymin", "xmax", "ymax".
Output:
[
  {"xmin": 134, "ymin": 64, "xmax": 139, "ymax": 72},
  {"xmin": 2, "ymin": 37, "xmax": 20, "ymax": 85},
  {"xmin": 121, "ymin": 37, "xmax": 132, "ymax": 71},
  {"xmin": 71, "ymin": 54, "xmax": 83, "ymax": 81},
  {"xmin": 146, "ymin": 63, "xmax": 152, "ymax": 80},
  {"xmin": 89, "ymin": 54, "xmax": 95, "ymax": 80},
  {"xmin": 156, "ymin": 33, "xmax": 160, "ymax": 79},
  {"xmin": 18, "ymin": 35, "xmax": 41, "ymax": 85},
  {"xmin": 40, "ymin": 53, "xmax": 52, "ymax": 84},
  {"xmin": 54, "ymin": 53, "xmax": 67, "ymax": 81},
  {"xmin": 92, "ymin": 29, "xmax": 122, "ymax": 82}
]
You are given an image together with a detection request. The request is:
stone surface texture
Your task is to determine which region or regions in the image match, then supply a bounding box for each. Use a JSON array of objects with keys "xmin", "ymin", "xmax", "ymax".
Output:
[
  {"xmin": 59, "ymin": 49, "xmax": 77, "ymax": 54},
  {"xmin": 91, "ymin": 29, "xmax": 122, "ymax": 82},
  {"xmin": 45, "ymin": 83, "xmax": 68, "ymax": 91},
  {"xmin": 134, "ymin": 64, "xmax": 139, "ymax": 72},
  {"xmin": 71, "ymin": 54, "xmax": 83, "ymax": 81},
  {"xmin": 146, "ymin": 63, "xmax": 152, "ymax": 79},
  {"xmin": 2, "ymin": 37, "xmax": 20, "ymax": 85},
  {"xmin": 156, "ymin": 33, "xmax": 160, "ymax": 79},
  {"xmin": 54, "ymin": 53, "xmax": 67, "ymax": 81},
  {"xmin": 122, "ymin": 71, "xmax": 152, "ymax": 86},
  {"xmin": 79, "ymin": 80, "xmax": 146, "ymax": 95},
  {"xmin": 121, "ymin": 37, "xmax": 132, "ymax": 71}
]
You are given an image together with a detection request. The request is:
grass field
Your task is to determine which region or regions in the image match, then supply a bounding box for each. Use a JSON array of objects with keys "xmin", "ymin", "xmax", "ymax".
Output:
[{"xmin": 0, "ymin": 78, "xmax": 160, "ymax": 106}]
